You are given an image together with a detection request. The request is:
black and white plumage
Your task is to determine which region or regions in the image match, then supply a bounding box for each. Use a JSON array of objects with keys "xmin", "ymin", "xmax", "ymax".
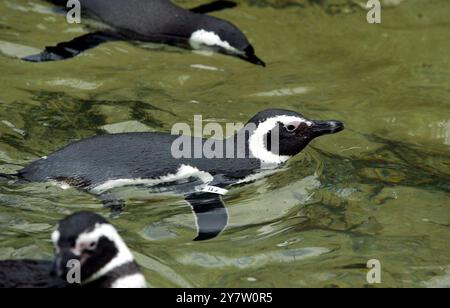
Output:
[
  {"xmin": 0, "ymin": 212, "xmax": 146, "ymax": 288},
  {"xmin": 14, "ymin": 109, "xmax": 344, "ymax": 240},
  {"xmin": 23, "ymin": 0, "xmax": 265, "ymax": 66}
]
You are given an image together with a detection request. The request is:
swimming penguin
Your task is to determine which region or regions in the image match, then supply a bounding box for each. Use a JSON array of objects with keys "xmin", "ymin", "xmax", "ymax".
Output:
[
  {"xmin": 0, "ymin": 212, "xmax": 146, "ymax": 288},
  {"xmin": 23, "ymin": 0, "xmax": 265, "ymax": 66},
  {"xmin": 10, "ymin": 109, "xmax": 343, "ymax": 241}
]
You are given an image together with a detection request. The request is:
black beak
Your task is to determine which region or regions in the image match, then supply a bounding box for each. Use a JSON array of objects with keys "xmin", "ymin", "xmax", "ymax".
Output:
[
  {"xmin": 311, "ymin": 120, "xmax": 344, "ymax": 137},
  {"xmin": 51, "ymin": 250, "xmax": 79, "ymax": 278},
  {"xmin": 240, "ymin": 45, "xmax": 266, "ymax": 67}
]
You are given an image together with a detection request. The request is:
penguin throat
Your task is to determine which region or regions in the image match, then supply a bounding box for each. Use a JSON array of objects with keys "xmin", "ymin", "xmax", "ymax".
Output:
[
  {"xmin": 189, "ymin": 29, "xmax": 241, "ymax": 55},
  {"xmin": 86, "ymin": 262, "xmax": 146, "ymax": 289}
]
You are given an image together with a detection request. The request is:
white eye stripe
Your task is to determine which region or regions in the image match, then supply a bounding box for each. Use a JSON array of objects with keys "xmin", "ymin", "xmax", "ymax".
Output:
[
  {"xmin": 189, "ymin": 29, "xmax": 241, "ymax": 54},
  {"xmin": 285, "ymin": 120, "xmax": 312, "ymax": 132},
  {"xmin": 51, "ymin": 230, "xmax": 60, "ymax": 245},
  {"xmin": 249, "ymin": 115, "xmax": 309, "ymax": 165},
  {"xmin": 51, "ymin": 230, "xmax": 61, "ymax": 252},
  {"xmin": 74, "ymin": 224, "xmax": 106, "ymax": 254},
  {"xmin": 76, "ymin": 223, "xmax": 136, "ymax": 284}
]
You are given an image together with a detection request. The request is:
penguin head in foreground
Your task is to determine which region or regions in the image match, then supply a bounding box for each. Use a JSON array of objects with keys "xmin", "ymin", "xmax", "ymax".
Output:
[
  {"xmin": 189, "ymin": 18, "xmax": 265, "ymax": 66},
  {"xmin": 51, "ymin": 212, "xmax": 145, "ymax": 288},
  {"xmin": 245, "ymin": 109, "xmax": 344, "ymax": 165}
]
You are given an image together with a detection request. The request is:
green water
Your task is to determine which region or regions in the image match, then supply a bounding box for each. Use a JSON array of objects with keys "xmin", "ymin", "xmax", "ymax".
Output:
[{"xmin": 0, "ymin": 0, "xmax": 449, "ymax": 287}]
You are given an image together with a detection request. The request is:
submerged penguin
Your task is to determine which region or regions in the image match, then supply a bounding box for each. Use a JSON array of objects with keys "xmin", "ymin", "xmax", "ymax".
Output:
[
  {"xmin": 23, "ymin": 0, "xmax": 265, "ymax": 66},
  {"xmin": 9, "ymin": 109, "xmax": 343, "ymax": 240},
  {"xmin": 0, "ymin": 212, "xmax": 146, "ymax": 288}
]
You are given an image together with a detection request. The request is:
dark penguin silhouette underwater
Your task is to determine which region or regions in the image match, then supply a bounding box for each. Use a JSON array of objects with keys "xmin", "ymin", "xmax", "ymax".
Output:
[
  {"xmin": 23, "ymin": 0, "xmax": 265, "ymax": 66},
  {"xmin": 5, "ymin": 109, "xmax": 344, "ymax": 241}
]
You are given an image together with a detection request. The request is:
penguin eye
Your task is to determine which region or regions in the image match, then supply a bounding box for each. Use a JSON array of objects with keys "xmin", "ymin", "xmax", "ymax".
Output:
[
  {"xmin": 87, "ymin": 241, "xmax": 97, "ymax": 250},
  {"xmin": 285, "ymin": 124, "xmax": 297, "ymax": 133}
]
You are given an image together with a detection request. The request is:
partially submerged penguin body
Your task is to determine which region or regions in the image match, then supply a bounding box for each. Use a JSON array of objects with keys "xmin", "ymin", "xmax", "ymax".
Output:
[
  {"xmin": 16, "ymin": 109, "xmax": 344, "ymax": 241},
  {"xmin": 23, "ymin": 0, "xmax": 265, "ymax": 66},
  {"xmin": 0, "ymin": 212, "xmax": 146, "ymax": 288}
]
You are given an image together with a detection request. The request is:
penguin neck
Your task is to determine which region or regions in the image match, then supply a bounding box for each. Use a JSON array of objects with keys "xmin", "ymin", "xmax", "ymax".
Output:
[
  {"xmin": 226, "ymin": 127, "xmax": 291, "ymax": 168},
  {"xmin": 82, "ymin": 261, "xmax": 146, "ymax": 288}
]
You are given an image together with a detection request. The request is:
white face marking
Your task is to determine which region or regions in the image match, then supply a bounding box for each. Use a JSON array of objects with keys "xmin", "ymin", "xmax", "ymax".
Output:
[
  {"xmin": 189, "ymin": 29, "xmax": 241, "ymax": 54},
  {"xmin": 111, "ymin": 273, "xmax": 147, "ymax": 288},
  {"xmin": 248, "ymin": 115, "xmax": 312, "ymax": 165},
  {"xmin": 76, "ymin": 223, "xmax": 136, "ymax": 283},
  {"xmin": 51, "ymin": 230, "xmax": 60, "ymax": 251},
  {"xmin": 90, "ymin": 164, "xmax": 214, "ymax": 194}
]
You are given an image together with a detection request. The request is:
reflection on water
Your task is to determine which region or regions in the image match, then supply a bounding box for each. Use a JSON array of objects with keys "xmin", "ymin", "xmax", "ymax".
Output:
[{"xmin": 0, "ymin": 0, "xmax": 449, "ymax": 287}]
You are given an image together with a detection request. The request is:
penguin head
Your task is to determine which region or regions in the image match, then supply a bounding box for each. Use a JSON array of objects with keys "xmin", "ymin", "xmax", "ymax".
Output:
[
  {"xmin": 51, "ymin": 212, "xmax": 145, "ymax": 287},
  {"xmin": 189, "ymin": 18, "xmax": 265, "ymax": 66},
  {"xmin": 246, "ymin": 109, "xmax": 344, "ymax": 164}
]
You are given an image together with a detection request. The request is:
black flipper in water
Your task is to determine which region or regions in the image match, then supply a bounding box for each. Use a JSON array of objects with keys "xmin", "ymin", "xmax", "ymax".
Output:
[
  {"xmin": 190, "ymin": 0, "xmax": 237, "ymax": 14},
  {"xmin": 22, "ymin": 31, "xmax": 121, "ymax": 62},
  {"xmin": 185, "ymin": 192, "xmax": 228, "ymax": 241}
]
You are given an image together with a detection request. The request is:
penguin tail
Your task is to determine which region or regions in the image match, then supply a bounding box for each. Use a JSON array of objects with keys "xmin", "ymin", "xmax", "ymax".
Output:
[{"xmin": 0, "ymin": 172, "xmax": 19, "ymax": 182}]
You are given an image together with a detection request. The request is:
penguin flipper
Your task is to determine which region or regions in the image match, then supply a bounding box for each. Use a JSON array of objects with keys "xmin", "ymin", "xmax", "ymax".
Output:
[
  {"xmin": 190, "ymin": 1, "xmax": 237, "ymax": 14},
  {"xmin": 22, "ymin": 31, "xmax": 120, "ymax": 62},
  {"xmin": 185, "ymin": 192, "xmax": 228, "ymax": 241}
]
